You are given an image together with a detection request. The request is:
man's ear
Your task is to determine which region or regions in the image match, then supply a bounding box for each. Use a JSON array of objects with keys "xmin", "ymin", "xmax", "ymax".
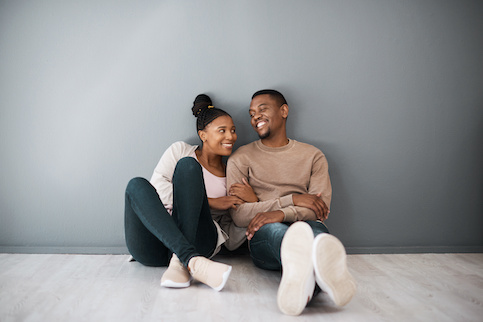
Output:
[{"xmin": 280, "ymin": 104, "xmax": 289, "ymax": 119}]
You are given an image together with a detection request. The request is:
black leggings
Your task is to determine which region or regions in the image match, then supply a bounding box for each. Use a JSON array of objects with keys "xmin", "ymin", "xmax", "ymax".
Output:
[{"xmin": 124, "ymin": 157, "xmax": 218, "ymax": 267}]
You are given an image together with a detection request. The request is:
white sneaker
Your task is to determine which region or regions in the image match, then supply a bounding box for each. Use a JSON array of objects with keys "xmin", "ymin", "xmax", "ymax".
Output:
[
  {"xmin": 312, "ymin": 233, "xmax": 356, "ymax": 306},
  {"xmin": 188, "ymin": 256, "xmax": 232, "ymax": 291},
  {"xmin": 277, "ymin": 222, "xmax": 316, "ymax": 316},
  {"xmin": 161, "ymin": 254, "xmax": 191, "ymax": 288}
]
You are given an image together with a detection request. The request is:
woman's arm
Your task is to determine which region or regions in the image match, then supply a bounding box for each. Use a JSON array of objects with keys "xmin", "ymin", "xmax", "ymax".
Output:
[
  {"xmin": 228, "ymin": 178, "xmax": 258, "ymax": 203},
  {"xmin": 149, "ymin": 141, "xmax": 197, "ymax": 213},
  {"xmin": 208, "ymin": 196, "xmax": 245, "ymax": 211}
]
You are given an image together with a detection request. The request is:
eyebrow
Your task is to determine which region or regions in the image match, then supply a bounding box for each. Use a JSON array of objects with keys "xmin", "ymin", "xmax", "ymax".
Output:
[{"xmin": 249, "ymin": 104, "xmax": 268, "ymax": 112}]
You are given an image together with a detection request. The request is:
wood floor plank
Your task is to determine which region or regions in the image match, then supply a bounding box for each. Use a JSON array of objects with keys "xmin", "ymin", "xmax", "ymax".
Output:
[{"xmin": 1, "ymin": 253, "xmax": 482, "ymax": 321}]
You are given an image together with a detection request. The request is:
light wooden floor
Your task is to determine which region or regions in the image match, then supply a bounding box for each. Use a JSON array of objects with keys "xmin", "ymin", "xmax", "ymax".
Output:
[{"xmin": 1, "ymin": 253, "xmax": 482, "ymax": 322}]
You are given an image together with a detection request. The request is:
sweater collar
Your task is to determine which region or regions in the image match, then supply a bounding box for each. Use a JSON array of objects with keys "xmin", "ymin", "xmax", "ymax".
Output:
[{"xmin": 255, "ymin": 139, "xmax": 295, "ymax": 152}]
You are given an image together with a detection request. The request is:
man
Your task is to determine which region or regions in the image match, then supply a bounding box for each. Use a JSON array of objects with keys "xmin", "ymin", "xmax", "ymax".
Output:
[{"xmin": 227, "ymin": 89, "xmax": 356, "ymax": 316}]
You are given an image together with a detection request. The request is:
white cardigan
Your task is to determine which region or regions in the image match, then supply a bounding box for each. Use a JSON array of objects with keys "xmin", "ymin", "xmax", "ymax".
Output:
[{"xmin": 150, "ymin": 141, "xmax": 246, "ymax": 252}]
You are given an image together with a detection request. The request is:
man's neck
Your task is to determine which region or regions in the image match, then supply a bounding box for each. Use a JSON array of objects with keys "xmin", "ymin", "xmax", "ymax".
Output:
[{"xmin": 260, "ymin": 134, "xmax": 289, "ymax": 148}]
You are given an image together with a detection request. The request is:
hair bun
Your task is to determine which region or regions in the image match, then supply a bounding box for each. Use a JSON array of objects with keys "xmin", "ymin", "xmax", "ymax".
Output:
[{"xmin": 192, "ymin": 94, "xmax": 213, "ymax": 117}]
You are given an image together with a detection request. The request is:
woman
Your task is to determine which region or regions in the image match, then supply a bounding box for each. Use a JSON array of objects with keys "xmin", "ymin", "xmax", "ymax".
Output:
[{"xmin": 124, "ymin": 94, "xmax": 255, "ymax": 291}]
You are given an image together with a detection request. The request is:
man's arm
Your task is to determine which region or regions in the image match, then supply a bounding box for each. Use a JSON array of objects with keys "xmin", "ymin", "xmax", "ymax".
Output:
[
  {"xmin": 244, "ymin": 150, "xmax": 332, "ymax": 238},
  {"xmin": 306, "ymin": 149, "xmax": 332, "ymax": 217},
  {"xmin": 227, "ymin": 146, "xmax": 331, "ymax": 227},
  {"xmin": 227, "ymin": 155, "xmax": 295, "ymax": 227},
  {"xmin": 228, "ymin": 196, "xmax": 294, "ymax": 227},
  {"xmin": 283, "ymin": 149, "xmax": 332, "ymax": 222},
  {"xmin": 226, "ymin": 151, "xmax": 326, "ymax": 227}
]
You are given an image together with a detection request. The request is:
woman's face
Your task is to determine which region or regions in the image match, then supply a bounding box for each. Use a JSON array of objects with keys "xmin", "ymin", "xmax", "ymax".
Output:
[{"xmin": 199, "ymin": 115, "xmax": 237, "ymax": 156}]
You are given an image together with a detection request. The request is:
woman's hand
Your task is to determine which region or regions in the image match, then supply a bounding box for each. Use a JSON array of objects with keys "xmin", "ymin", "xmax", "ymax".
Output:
[
  {"xmin": 229, "ymin": 178, "xmax": 258, "ymax": 203},
  {"xmin": 208, "ymin": 196, "xmax": 245, "ymax": 211}
]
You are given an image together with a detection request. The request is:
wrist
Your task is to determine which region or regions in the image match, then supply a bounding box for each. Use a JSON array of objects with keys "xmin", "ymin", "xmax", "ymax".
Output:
[{"xmin": 248, "ymin": 196, "xmax": 259, "ymax": 203}]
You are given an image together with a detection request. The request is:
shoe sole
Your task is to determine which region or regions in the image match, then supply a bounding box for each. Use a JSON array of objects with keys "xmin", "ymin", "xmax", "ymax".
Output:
[
  {"xmin": 160, "ymin": 278, "xmax": 191, "ymax": 288},
  {"xmin": 312, "ymin": 234, "xmax": 356, "ymax": 306},
  {"xmin": 212, "ymin": 265, "xmax": 232, "ymax": 292},
  {"xmin": 277, "ymin": 222, "xmax": 315, "ymax": 316}
]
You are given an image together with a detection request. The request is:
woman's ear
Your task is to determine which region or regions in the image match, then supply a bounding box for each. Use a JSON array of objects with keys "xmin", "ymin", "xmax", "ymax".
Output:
[{"xmin": 198, "ymin": 130, "xmax": 207, "ymax": 142}]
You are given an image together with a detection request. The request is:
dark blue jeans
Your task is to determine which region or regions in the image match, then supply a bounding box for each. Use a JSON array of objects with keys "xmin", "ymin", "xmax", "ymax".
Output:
[
  {"xmin": 124, "ymin": 157, "xmax": 218, "ymax": 267},
  {"xmin": 249, "ymin": 221, "xmax": 330, "ymax": 271}
]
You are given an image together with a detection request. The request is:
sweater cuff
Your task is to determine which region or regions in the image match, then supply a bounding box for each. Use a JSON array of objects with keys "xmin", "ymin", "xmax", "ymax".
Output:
[
  {"xmin": 281, "ymin": 207, "xmax": 296, "ymax": 222},
  {"xmin": 279, "ymin": 195, "xmax": 293, "ymax": 208}
]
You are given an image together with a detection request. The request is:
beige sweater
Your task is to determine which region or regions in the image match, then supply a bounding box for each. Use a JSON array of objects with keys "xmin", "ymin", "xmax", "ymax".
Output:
[{"xmin": 227, "ymin": 139, "xmax": 332, "ymax": 227}]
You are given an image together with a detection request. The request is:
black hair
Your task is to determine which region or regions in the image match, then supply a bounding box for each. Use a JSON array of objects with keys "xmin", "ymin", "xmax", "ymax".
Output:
[
  {"xmin": 252, "ymin": 89, "xmax": 288, "ymax": 106},
  {"xmin": 191, "ymin": 94, "xmax": 231, "ymax": 132}
]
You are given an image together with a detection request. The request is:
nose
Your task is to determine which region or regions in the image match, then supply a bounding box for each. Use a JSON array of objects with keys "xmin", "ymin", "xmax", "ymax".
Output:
[
  {"xmin": 225, "ymin": 130, "xmax": 234, "ymax": 141},
  {"xmin": 252, "ymin": 111, "xmax": 262, "ymax": 122}
]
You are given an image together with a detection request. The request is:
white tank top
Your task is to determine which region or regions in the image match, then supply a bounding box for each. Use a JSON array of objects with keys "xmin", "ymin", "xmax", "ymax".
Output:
[{"xmin": 190, "ymin": 152, "xmax": 227, "ymax": 199}]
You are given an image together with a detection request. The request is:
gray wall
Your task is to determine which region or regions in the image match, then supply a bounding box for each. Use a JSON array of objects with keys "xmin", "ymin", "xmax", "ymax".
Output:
[{"xmin": 1, "ymin": 0, "xmax": 482, "ymax": 254}]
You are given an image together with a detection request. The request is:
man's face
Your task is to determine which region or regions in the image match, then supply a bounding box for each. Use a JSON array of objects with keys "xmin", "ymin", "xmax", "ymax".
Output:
[{"xmin": 249, "ymin": 94, "xmax": 286, "ymax": 139}]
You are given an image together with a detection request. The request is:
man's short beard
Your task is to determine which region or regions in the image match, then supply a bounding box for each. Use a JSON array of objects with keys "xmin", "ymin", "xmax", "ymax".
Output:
[{"xmin": 258, "ymin": 130, "xmax": 270, "ymax": 139}]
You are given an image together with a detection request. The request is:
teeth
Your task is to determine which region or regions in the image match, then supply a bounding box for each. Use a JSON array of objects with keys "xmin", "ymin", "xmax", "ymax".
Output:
[{"xmin": 257, "ymin": 121, "xmax": 266, "ymax": 128}]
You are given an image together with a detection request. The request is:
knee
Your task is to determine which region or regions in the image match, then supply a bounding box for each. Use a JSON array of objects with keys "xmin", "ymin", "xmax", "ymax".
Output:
[
  {"xmin": 249, "ymin": 237, "xmax": 282, "ymax": 271},
  {"xmin": 173, "ymin": 157, "xmax": 202, "ymax": 181},
  {"xmin": 250, "ymin": 223, "xmax": 288, "ymax": 251},
  {"xmin": 126, "ymin": 177, "xmax": 150, "ymax": 195},
  {"xmin": 175, "ymin": 157, "xmax": 201, "ymax": 173},
  {"xmin": 306, "ymin": 220, "xmax": 330, "ymax": 235},
  {"xmin": 254, "ymin": 223, "xmax": 288, "ymax": 241}
]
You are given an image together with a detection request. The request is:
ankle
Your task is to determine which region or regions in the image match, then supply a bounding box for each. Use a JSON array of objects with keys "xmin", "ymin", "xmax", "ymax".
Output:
[{"xmin": 187, "ymin": 256, "xmax": 198, "ymax": 272}]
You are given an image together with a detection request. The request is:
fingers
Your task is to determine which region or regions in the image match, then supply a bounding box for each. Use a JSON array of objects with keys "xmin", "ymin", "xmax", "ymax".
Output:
[
  {"xmin": 246, "ymin": 225, "xmax": 256, "ymax": 240},
  {"xmin": 229, "ymin": 184, "xmax": 247, "ymax": 196},
  {"xmin": 317, "ymin": 199, "xmax": 329, "ymax": 221},
  {"xmin": 229, "ymin": 181, "xmax": 258, "ymax": 203},
  {"xmin": 295, "ymin": 193, "xmax": 327, "ymax": 221},
  {"xmin": 242, "ymin": 177, "xmax": 250, "ymax": 187},
  {"xmin": 307, "ymin": 194, "xmax": 327, "ymax": 220},
  {"xmin": 246, "ymin": 213, "xmax": 270, "ymax": 240},
  {"xmin": 230, "ymin": 196, "xmax": 244, "ymax": 207},
  {"xmin": 246, "ymin": 214, "xmax": 260, "ymax": 240},
  {"xmin": 246, "ymin": 211, "xmax": 284, "ymax": 240},
  {"xmin": 228, "ymin": 184, "xmax": 242, "ymax": 195},
  {"xmin": 308, "ymin": 197, "xmax": 324, "ymax": 220},
  {"xmin": 230, "ymin": 179, "xmax": 250, "ymax": 193},
  {"xmin": 320, "ymin": 200, "xmax": 328, "ymax": 220}
]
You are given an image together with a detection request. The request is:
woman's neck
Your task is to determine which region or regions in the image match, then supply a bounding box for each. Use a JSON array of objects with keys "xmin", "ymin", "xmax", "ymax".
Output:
[{"xmin": 195, "ymin": 148, "xmax": 225, "ymax": 176}]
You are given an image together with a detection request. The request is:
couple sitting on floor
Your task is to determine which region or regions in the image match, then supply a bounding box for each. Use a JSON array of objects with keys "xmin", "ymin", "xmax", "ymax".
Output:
[{"xmin": 124, "ymin": 89, "xmax": 356, "ymax": 316}]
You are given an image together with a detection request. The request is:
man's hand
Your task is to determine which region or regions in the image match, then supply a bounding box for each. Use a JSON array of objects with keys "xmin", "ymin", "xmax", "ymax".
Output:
[
  {"xmin": 292, "ymin": 193, "xmax": 330, "ymax": 221},
  {"xmin": 246, "ymin": 211, "xmax": 284, "ymax": 240},
  {"xmin": 208, "ymin": 196, "xmax": 245, "ymax": 211},
  {"xmin": 229, "ymin": 178, "xmax": 258, "ymax": 203}
]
